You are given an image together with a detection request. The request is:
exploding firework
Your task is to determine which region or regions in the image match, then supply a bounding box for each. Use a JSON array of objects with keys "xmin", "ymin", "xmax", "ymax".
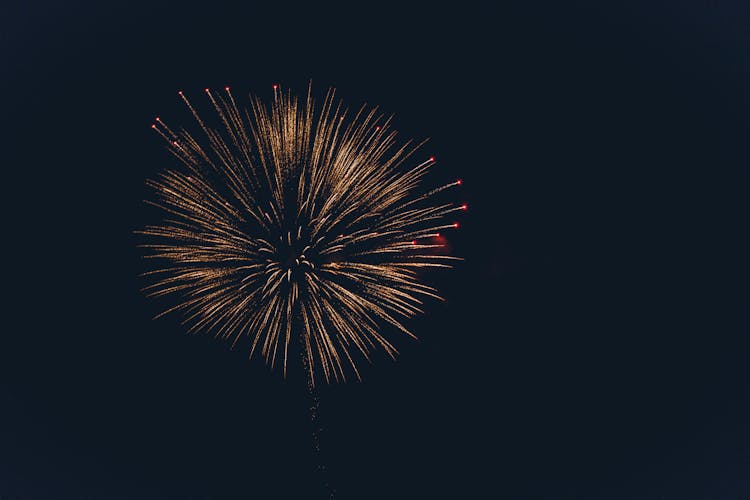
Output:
[{"xmin": 140, "ymin": 84, "xmax": 464, "ymax": 385}]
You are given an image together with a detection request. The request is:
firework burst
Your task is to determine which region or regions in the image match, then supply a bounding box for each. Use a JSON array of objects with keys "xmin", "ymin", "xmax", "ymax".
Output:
[{"xmin": 140, "ymin": 84, "xmax": 464, "ymax": 385}]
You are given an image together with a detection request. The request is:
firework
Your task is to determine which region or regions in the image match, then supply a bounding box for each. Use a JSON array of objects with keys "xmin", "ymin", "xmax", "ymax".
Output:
[{"xmin": 140, "ymin": 84, "xmax": 464, "ymax": 385}]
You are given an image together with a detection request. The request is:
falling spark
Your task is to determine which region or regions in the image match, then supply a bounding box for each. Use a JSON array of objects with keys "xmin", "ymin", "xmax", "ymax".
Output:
[{"xmin": 139, "ymin": 84, "xmax": 463, "ymax": 385}]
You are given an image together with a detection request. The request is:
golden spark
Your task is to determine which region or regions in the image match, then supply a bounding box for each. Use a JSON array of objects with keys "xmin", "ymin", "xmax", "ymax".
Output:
[{"xmin": 140, "ymin": 85, "xmax": 464, "ymax": 385}]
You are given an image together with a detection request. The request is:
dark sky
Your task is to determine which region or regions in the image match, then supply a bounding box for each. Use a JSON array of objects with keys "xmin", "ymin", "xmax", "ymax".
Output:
[{"xmin": 1, "ymin": 1, "xmax": 746, "ymax": 499}]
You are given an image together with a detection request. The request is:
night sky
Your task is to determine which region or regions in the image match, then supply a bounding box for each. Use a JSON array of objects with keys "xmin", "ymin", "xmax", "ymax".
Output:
[{"xmin": 1, "ymin": 1, "xmax": 746, "ymax": 498}]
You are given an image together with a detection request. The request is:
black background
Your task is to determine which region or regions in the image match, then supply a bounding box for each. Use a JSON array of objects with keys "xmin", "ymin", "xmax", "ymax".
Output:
[{"xmin": 1, "ymin": 1, "xmax": 746, "ymax": 498}]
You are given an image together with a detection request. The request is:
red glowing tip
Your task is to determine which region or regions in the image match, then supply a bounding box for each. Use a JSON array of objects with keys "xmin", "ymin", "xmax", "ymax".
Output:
[
  {"xmin": 457, "ymin": 179, "xmax": 463, "ymax": 185},
  {"xmin": 375, "ymin": 126, "xmax": 381, "ymax": 130},
  {"xmin": 453, "ymin": 222, "xmax": 459, "ymax": 228},
  {"xmin": 151, "ymin": 124, "xmax": 156, "ymax": 129},
  {"xmin": 429, "ymin": 156, "xmax": 436, "ymax": 162},
  {"xmin": 462, "ymin": 204, "xmax": 468, "ymax": 210},
  {"xmin": 411, "ymin": 240, "xmax": 417, "ymax": 245},
  {"xmin": 178, "ymin": 91, "xmax": 183, "ymax": 95},
  {"xmin": 173, "ymin": 141, "xmax": 179, "ymax": 145},
  {"xmin": 436, "ymin": 233, "xmax": 440, "ymax": 237},
  {"xmin": 204, "ymin": 88, "xmax": 210, "ymax": 92},
  {"xmin": 273, "ymin": 84, "xmax": 278, "ymax": 89},
  {"xmin": 225, "ymin": 86, "xmax": 230, "ymax": 91}
]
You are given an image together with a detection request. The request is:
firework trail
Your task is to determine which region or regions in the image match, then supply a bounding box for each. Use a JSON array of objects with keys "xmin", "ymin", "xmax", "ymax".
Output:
[{"xmin": 140, "ymin": 84, "xmax": 464, "ymax": 385}]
